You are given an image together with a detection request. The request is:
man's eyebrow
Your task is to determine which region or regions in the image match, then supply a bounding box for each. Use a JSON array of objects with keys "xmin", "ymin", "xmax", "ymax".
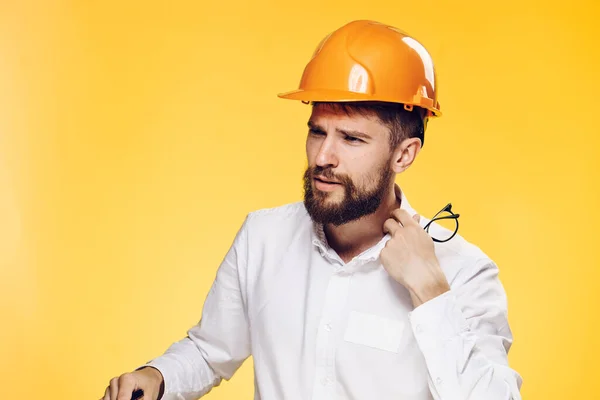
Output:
[
  {"xmin": 307, "ymin": 121, "xmax": 372, "ymax": 140},
  {"xmin": 307, "ymin": 120, "xmax": 325, "ymax": 131}
]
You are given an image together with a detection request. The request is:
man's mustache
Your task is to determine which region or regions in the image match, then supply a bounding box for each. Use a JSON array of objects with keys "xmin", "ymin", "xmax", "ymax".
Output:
[{"xmin": 310, "ymin": 166, "xmax": 345, "ymax": 182}]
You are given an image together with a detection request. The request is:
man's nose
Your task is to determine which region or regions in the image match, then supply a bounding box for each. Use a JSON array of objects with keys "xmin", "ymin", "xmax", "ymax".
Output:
[{"xmin": 315, "ymin": 138, "xmax": 339, "ymax": 168}]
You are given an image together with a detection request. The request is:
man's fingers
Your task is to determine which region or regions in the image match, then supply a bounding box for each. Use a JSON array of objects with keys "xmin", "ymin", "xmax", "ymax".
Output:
[
  {"xmin": 390, "ymin": 209, "xmax": 418, "ymax": 227},
  {"xmin": 109, "ymin": 377, "xmax": 119, "ymax": 400},
  {"xmin": 413, "ymin": 213, "xmax": 420, "ymax": 223},
  {"xmin": 102, "ymin": 385, "xmax": 110, "ymax": 400},
  {"xmin": 383, "ymin": 218, "xmax": 400, "ymax": 236},
  {"xmin": 116, "ymin": 374, "xmax": 138, "ymax": 400}
]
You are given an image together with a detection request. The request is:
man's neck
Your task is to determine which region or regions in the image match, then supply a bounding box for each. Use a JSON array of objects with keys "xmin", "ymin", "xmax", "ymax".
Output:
[{"xmin": 323, "ymin": 183, "xmax": 401, "ymax": 263}]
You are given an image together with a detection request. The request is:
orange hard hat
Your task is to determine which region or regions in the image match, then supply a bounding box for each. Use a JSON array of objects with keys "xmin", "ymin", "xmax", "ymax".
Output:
[{"xmin": 278, "ymin": 20, "xmax": 441, "ymax": 118}]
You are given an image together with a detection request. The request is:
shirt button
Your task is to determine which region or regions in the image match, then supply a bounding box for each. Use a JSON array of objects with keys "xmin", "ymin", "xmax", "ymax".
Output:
[
  {"xmin": 321, "ymin": 377, "xmax": 332, "ymax": 386},
  {"xmin": 415, "ymin": 324, "xmax": 424, "ymax": 334},
  {"xmin": 325, "ymin": 323, "xmax": 332, "ymax": 331},
  {"xmin": 436, "ymin": 377, "xmax": 443, "ymax": 385}
]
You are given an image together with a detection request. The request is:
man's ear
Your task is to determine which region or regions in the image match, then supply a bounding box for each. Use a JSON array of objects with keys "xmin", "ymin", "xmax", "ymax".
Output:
[{"xmin": 391, "ymin": 137, "xmax": 422, "ymax": 174}]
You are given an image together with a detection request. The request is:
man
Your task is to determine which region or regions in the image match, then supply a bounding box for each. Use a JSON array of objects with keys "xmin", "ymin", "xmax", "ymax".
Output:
[{"xmin": 102, "ymin": 20, "xmax": 522, "ymax": 400}]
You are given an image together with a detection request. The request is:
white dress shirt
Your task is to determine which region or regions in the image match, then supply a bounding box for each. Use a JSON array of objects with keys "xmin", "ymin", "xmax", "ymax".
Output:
[{"xmin": 145, "ymin": 185, "xmax": 523, "ymax": 400}]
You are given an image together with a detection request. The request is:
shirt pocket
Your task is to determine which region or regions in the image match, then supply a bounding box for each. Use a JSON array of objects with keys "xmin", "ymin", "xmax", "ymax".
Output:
[{"xmin": 343, "ymin": 310, "xmax": 405, "ymax": 353}]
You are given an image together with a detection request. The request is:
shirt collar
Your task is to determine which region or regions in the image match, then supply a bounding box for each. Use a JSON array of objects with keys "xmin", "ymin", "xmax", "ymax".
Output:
[{"xmin": 310, "ymin": 183, "xmax": 417, "ymax": 264}]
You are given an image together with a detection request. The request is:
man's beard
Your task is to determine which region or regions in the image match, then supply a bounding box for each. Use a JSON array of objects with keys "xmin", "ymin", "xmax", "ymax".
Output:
[{"xmin": 303, "ymin": 160, "xmax": 394, "ymax": 226}]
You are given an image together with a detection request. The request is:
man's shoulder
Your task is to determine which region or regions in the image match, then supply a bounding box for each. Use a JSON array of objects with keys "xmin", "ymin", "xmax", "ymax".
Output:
[
  {"xmin": 415, "ymin": 213, "xmax": 495, "ymax": 280},
  {"xmin": 438, "ymin": 232, "xmax": 489, "ymax": 262},
  {"xmin": 248, "ymin": 200, "xmax": 307, "ymax": 219},
  {"xmin": 245, "ymin": 201, "xmax": 311, "ymax": 233},
  {"xmin": 432, "ymin": 226, "xmax": 502, "ymax": 288}
]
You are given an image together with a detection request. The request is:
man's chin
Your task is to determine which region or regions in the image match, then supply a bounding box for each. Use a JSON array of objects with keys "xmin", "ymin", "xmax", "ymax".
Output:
[
  {"xmin": 315, "ymin": 194, "xmax": 344, "ymax": 208},
  {"xmin": 315, "ymin": 186, "xmax": 343, "ymax": 198},
  {"xmin": 308, "ymin": 210, "xmax": 344, "ymax": 225}
]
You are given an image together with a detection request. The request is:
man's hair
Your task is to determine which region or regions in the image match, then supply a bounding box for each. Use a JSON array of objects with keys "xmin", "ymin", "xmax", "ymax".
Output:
[{"xmin": 312, "ymin": 101, "xmax": 426, "ymax": 149}]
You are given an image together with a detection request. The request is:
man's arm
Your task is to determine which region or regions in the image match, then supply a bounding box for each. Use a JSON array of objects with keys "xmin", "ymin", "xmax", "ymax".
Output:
[
  {"xmin": 381, "ymin": 209, "xmax": 522, "ymax": 399},
  {"xmin": 408, "ymin": 259, "xmax": 523, "ymax": 400},
  {"xmin": 141, "ymin": 215, "xmax": 253, "ymax": 400}
]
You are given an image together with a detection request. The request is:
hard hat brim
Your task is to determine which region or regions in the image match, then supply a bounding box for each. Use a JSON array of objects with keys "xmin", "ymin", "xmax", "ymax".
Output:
[
  {"xmin": 277, "ymin": 89, "xmax": 442, "ymax": 117},
  {"xmin": 278, "ymin": 89, "xmax": 377, "ymax": 102}
]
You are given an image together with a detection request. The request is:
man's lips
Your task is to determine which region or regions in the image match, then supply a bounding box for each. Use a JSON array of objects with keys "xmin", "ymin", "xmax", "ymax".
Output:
[{"xmin": 314, "ymin": 176, "xmax": 340, "ymax": 184}]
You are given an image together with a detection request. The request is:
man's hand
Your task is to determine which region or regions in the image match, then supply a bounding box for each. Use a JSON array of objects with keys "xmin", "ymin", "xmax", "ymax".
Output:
[
  {"xmin": 101, "ymin": 366, "xmax": 164, "ymax": 400},
  {"xmin": 381, "ymin": 209, "xmax": 450, "ymax": 307}
]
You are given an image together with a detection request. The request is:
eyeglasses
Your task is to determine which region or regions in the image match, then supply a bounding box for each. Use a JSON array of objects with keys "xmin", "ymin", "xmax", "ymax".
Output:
[{"xmin": 423, "ymin": 203, "xmax": 460, "ymax": 243}]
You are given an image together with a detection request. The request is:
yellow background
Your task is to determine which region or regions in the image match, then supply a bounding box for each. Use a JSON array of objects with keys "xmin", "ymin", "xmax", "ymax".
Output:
[{"xmin": 1, "ymin": 0, "xmax": 598, "ymax": 398}]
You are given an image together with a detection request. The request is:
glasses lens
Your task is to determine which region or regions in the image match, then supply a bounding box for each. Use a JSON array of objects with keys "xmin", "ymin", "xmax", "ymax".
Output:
[{"xmin": 427, "ymin": 211, "xmax": 458, "ymax": 242}]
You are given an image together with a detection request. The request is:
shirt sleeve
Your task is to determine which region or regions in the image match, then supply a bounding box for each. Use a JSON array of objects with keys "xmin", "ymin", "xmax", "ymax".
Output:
[
  {"xmin": 408, "ymin": 259, "xmax": 523, "ymax": 400},
  {"xmin": 141, "ymin": 215, "xmax": 252, "ymax": 400}
]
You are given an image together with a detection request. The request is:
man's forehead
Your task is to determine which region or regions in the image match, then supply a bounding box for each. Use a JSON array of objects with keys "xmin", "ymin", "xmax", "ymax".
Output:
[{"xmin": 309, "ymin": 105, "xmax": 388, "ymax": 134}]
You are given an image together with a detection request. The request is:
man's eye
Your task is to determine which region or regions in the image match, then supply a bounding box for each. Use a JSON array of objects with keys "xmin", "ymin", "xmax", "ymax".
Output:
[
  {"xmin": 309, "ymin": 129, "xmax": 325, "ymax": 136},
  {"xmin": 345, "ymin": 135, "xmax": 363, "ymax": 143}
]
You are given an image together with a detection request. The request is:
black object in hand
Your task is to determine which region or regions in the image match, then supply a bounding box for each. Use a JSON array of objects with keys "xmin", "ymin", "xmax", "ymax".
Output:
[{"xmin": 131, "ymin": 389, "xmax": 144, "ymax": 400}]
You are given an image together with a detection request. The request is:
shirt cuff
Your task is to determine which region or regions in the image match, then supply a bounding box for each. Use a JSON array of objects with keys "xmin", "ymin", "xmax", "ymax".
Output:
[{"xmin": 408, "ymin": 290, "xmax": 470, "ymax": 349}]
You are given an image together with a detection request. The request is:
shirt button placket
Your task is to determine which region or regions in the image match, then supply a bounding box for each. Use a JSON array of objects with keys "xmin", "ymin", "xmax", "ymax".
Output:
[{"xmin": 312, "ymin": 266, "xmax": 352, "ymax": 399}]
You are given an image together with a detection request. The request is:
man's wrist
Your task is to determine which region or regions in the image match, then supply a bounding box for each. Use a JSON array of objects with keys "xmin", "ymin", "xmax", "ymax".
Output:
[
  {"xmin": 139, "ymin": 366, "xmax": 165, "ymax": 399},
  {"xmin": 407, "ymin": 270, "xmax": 450, "ymax": 307}
]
